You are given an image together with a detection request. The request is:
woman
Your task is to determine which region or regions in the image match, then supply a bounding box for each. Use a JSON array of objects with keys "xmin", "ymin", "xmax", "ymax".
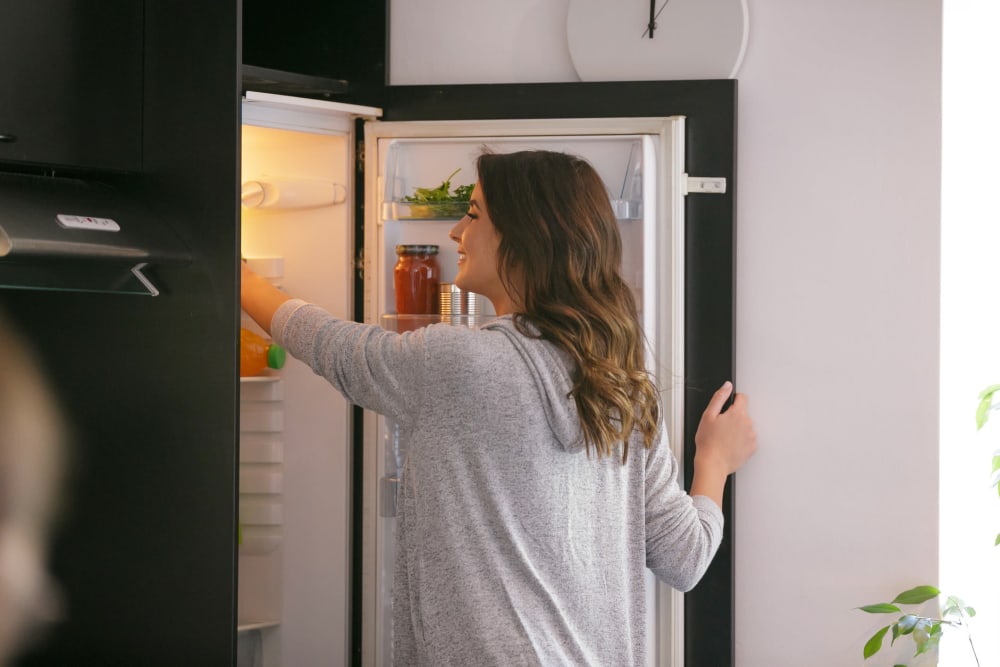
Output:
[{"xmin": 241, "ymin": 150, "xmax": 756, "ymax": 665}]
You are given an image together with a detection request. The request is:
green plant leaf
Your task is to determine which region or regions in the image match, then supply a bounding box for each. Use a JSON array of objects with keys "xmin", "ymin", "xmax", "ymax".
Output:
[
  {"xmin": 942, "ymin": 596, "xmax": 964, "ymax": 618},
  {"xmin": 942, "ymin": 595, "xmax": 977, "ymax": 620},
  {"xmin": 912, "ymin": 618, "xmax": 931, "ymax": 654},
  {"xmin": 977, "ymin": 384, "xmax": 1000, "ymax": 429},
  {"xmin": 859, "ymin": 603, "xmax": 901, "ymax": 614},
  {"xmin": 896, "ymin": 614, "xmax": 918, "ymax": 636},
  {"xmin": 864, "ymin": 625, "xmax": 890, "ymax": 659},
  {"xmin": 892, "ymin": 585, "xmax": 940, "ymax": 605},
  {"xmin": 995, "ymin": 532, "xmax": 1000, "ymax": 546},
  {"xmin": 915, "ymin": 623, "xmax": 944, "ymax": 656},
  {"xmin": 403, "ymin": 168, "xmax": 473, "ymax": 206},
  {"xmin": 978, "ymin": 384, "xmax": 1000, "ymax": 400}
]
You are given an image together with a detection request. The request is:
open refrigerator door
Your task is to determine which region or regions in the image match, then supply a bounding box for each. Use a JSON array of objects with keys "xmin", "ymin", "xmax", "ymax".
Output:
[
  {"xmin": 238, "ymin": 92, "xmax": 380, "ymax": 667},
  {"xmin": 360, "ymin": 116, "xmax": 687, "ymax": 667}
]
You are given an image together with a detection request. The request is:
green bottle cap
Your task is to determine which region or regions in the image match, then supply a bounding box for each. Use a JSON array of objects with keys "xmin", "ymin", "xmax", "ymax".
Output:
[{"xmin": 267, "ymin": 344, "xmax": 286, "ymax": 370}]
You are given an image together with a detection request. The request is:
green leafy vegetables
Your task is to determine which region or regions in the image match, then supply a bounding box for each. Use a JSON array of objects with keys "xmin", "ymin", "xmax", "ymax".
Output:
[{"xmin": 402, "ymin": 168, "xmax": 473, "ymax": 218}]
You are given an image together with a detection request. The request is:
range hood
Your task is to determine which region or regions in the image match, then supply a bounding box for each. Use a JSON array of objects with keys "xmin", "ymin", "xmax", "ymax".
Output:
[
  {"xmin": 242, "ymin": 65, "xmax": 350, "ymax": 100},
  {"xmin": 0, "ymin": 171, "xmax": 191, "ymax": 296}
]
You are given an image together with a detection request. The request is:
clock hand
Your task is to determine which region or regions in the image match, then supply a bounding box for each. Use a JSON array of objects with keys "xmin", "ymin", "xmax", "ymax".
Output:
[{"xmin": 642, "ymin": 0, "xmax": 672, "ymax": 38}]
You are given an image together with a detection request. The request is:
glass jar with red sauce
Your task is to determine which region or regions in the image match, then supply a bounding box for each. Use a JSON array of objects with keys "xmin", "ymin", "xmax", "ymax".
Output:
[{"xmin": 393, "ymin": 244, "xmax": 440, "ymax": 315}]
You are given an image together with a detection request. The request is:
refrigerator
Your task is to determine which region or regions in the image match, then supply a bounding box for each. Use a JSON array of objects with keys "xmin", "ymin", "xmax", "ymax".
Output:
[{"xmin": 235, "ymin": 81, "xmax": 735, "ymax": 667}]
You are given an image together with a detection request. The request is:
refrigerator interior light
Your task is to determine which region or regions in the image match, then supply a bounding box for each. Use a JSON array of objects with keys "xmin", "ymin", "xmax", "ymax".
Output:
[{"xmin": 241, "ymin": 178, "xmax": 347, "ymax": 210}]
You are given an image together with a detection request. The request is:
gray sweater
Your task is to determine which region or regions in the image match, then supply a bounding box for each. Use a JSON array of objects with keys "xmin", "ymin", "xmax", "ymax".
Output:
[{"xmin": 272, "ymin": 300, "xmax": 724, "ymax": 666}]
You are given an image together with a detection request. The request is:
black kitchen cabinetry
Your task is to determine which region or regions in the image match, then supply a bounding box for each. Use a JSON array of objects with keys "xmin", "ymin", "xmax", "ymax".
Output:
[
  {"xmin": 243, "ymin": 0, "xmax": 388, "ymax": 105},
  {"xmin": 0, "ymin": 0, "xmax": 143, "ymax": 173},
  {"xmin": 4, "ymin": 2, "xmax": 241, "ymax": 665}
]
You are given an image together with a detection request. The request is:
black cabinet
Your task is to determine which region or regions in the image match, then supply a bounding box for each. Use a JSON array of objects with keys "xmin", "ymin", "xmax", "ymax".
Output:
[
  {"xmin": 4, "ymin": 2, "xmax": 240, "ymax": 665},
  {"xmin": 0, "ymin": 0, "xmax": 143, "ymax": 172},
  {"xmin": 243, "ymin": 0, "xmax": 387, "ymax": 105}
]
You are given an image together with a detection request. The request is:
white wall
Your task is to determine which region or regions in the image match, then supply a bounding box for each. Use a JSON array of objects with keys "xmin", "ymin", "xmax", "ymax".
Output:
[
  {"xmin": 733, "ymin": 3, "xmax": 941, "ymax": 665},
  {"xmin": 389, "ymin": 1, "xmax": 943, "ymax": 664}
]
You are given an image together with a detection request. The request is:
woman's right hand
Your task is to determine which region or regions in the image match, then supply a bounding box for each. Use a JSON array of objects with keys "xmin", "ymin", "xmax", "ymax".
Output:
[{"xmin": 240, "ymin": 260, "xmax": 293, "ymax": 336}]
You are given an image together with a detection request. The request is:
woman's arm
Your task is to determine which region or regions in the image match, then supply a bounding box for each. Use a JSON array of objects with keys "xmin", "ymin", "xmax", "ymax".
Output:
[
  {"xmin": 689, "ymin": 381, "xmax": 757, "ymax": 508},
  {"xmin": 241, "ymin": 261, "xmax": 293, "ymax": 335}
]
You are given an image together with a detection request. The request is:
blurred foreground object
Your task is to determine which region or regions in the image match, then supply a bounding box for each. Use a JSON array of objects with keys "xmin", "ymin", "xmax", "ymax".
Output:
[{"xmin": 0, "ymin": 308, "xmax": 67, "ymax": 665}]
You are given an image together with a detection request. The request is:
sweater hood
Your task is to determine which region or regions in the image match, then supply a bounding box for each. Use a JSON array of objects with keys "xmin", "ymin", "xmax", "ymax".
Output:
[{"xmin": 482, "ymin": 316, "xmax": 584, "ymax": 452}]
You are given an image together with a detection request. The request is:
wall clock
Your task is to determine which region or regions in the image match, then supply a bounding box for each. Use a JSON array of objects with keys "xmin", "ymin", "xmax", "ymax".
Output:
[{"xmin": 566, "ymin": 0, "xmax": 748, "ymax": 81}]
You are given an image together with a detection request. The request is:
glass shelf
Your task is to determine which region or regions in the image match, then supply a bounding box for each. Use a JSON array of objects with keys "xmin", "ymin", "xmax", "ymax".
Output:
[
  {"xmin": 0, "ymin": 259, "xmax": 160, "ymax": 296},
  {"xmin": 381, "ymin": 200, "xmax": 469, "ymax": 221},
  {"xmin": 381, "ymin": 198, "xmax": 641, "ymax": 222},
  {"xmin": 0, "ymin": 171, "xmax": 190, "ymax": 295},
  {"xmin": 381, "ymin": 313, "xmax": 492, "ymax": 332},
  {"xmin": 379, "ymin": 136, "xmax": 646, "ymax": 223}
]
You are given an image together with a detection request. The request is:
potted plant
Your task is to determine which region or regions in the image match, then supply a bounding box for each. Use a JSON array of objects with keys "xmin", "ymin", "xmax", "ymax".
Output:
[{"xmin": 854, "ymin": 385, "xmax": 1000, "ymax": 665}]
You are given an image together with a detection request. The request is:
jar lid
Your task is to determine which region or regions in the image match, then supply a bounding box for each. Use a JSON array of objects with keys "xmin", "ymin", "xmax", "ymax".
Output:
[{"xmin": 395, "ymin": 244, "xmax": 439, "ymax": 255}]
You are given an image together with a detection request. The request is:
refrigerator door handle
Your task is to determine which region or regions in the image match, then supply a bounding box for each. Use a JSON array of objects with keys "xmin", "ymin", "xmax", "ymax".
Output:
[{"xmin": 380, "ymin": 476, "xmax": 400, "ymax": 517}]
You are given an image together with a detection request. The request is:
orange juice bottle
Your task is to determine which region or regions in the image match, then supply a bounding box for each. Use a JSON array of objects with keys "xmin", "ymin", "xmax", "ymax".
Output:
[{"xmin": 240, "ymin": 328, "xmax": 286, "ymax": 377}]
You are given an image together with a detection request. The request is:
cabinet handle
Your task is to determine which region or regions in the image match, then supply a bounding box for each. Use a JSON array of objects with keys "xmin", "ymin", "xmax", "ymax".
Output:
[{"xmin": 0, "ymin": 133, "xmax": 17, "ymax": 143}]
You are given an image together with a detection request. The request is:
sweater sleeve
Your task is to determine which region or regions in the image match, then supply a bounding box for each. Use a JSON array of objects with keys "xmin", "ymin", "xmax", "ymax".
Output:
[
  {"xmin": 643, "ymin": 430, "xmax": 725, "ymax": 592},
  {"xmin": 270, "ymin": 299, "xmax": 427, "ymax": 424}
]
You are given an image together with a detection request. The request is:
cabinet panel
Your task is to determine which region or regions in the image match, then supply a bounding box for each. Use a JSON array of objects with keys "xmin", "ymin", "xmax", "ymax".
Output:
[
  {"xmin": 6, "ymin": 0, "xmax": 240, "ymax": 664},
  {"xmin": 0, "ymin": 0, "xmax": 142, "ymax": 172}
]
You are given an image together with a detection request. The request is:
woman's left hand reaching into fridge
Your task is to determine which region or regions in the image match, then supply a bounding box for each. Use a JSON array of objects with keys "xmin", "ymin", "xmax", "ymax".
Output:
[{"xmin": 241, "ymin": 261, "xmax": 293, "ymax": 336}]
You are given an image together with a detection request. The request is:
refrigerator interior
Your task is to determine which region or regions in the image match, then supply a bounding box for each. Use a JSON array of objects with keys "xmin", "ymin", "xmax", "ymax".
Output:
[
  {"xmin": 238, "ymin": 109, "xmax": 364, "ymax": 666},
  {"xmin": 370, "ymin": 135, "xmax": 648, "ymax": 326},
  {"xmin": 362, "ymin": 119, "xmax": 685, "ymax": 666}
]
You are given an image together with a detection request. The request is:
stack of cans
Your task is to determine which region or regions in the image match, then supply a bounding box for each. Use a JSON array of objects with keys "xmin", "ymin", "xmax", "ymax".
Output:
[{"xmin": 439, "ymin": 283, "xmax": 482, "ymax": 327}]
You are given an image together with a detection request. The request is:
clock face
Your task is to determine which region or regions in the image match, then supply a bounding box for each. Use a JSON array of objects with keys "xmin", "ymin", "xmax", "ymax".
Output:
[{"xmin": 566, "ymin": 0, "xmax": 748, "ymax": 81}]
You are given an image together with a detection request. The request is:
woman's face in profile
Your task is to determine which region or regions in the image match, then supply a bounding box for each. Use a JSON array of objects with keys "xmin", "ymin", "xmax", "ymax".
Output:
[{"xmin": 449, "ymin": 183, "xmax": 514, "ymax": 314}]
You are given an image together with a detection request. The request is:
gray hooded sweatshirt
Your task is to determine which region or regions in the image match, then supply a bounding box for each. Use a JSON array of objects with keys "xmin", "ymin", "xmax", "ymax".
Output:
[{"xmin": 272, "ymin": 300, "xmax": 724, "ymax": 666}]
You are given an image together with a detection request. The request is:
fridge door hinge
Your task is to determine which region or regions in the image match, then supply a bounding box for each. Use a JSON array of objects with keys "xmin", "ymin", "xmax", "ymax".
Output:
[
  {"xmin": 355, "ymin": 248, "xmax": 365, "ymax": 280},
  {"xmin": 684, "ymin": 175, "xmax": 727, "ymax": 195}
]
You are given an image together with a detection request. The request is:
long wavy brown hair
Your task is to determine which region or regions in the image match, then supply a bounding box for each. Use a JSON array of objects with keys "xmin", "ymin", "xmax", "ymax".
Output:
[{"xmin": 476, "ymin": 149, "xmax": 660, "ymax": 463}]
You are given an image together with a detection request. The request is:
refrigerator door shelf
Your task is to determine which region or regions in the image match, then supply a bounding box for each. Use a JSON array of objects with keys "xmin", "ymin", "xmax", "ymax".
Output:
[
  {"xmin": 238, "ymin": 620, "xmax": 280, "ymax": 633},
  {"xmin": 238, "ymin": 528, "xmax": 282, "ymax": 555},
  {"xmin": 612, "ymin": 199, "xmax": 643, "ymax": 220}
]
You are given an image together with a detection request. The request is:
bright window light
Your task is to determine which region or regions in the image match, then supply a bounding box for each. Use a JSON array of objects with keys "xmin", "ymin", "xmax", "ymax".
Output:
[{"xmin": 940, "ymin": 2, "xmax": 1000, "ymax": 665}]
